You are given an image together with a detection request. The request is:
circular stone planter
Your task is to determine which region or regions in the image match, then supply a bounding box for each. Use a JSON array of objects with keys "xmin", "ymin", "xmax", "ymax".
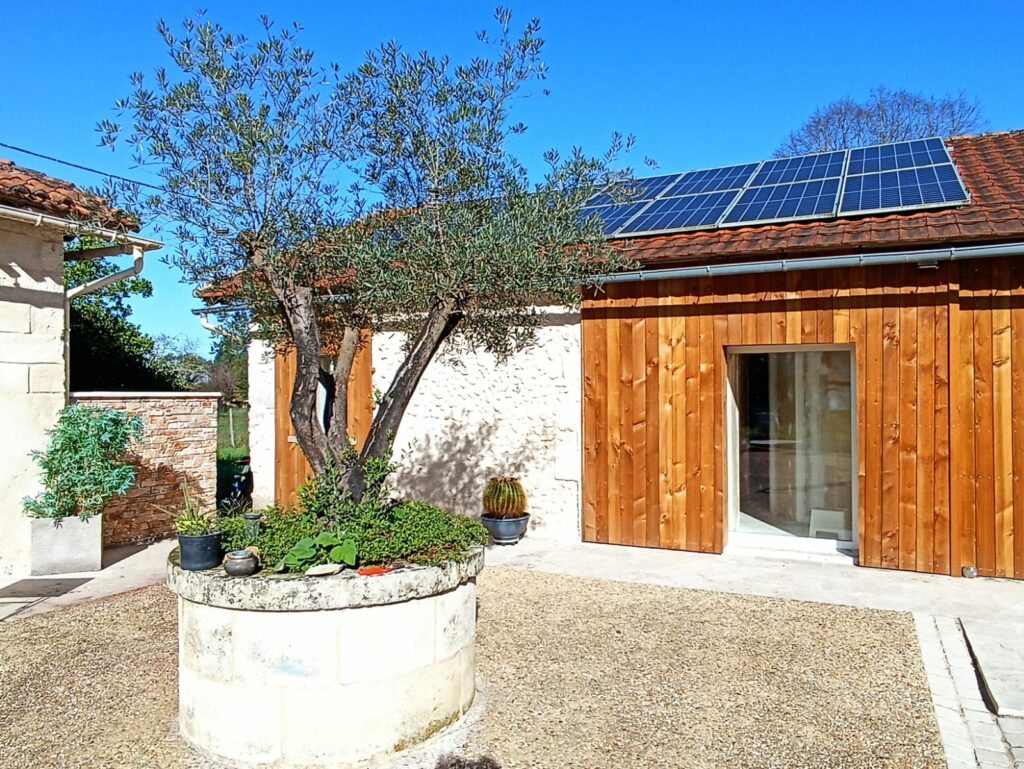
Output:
[{"xmin": 167, "ymin": 546, "xmax": 484, "ymax": 768}]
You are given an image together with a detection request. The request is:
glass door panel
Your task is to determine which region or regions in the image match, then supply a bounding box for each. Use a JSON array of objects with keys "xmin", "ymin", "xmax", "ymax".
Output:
[{"xmin": 735, "ymin": 350, "xmax": 853, "ymax": 540}]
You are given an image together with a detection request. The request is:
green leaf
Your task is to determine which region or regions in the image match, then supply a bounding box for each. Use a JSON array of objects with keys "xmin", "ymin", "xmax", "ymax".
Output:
[
  {"xmin": 314, "ymin": 532, "xmax": 341, "ymax": 547},
  {"xmin": 330, "ymin": 539, "xmax": 357, "ymax": 566},
  {"xmin": 294, "ymin": 537, "xmax": 315, "ymax": 549}
]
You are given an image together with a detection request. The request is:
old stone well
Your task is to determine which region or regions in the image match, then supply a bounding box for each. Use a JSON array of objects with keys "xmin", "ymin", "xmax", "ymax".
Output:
[{"xmin": 167, "ymin": 546, "xmax": 484, "ymax": 767}]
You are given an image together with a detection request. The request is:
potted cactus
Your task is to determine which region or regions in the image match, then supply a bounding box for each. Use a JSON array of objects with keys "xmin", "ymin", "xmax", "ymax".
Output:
[{"xmin": 480, "ymin": 476, "xmax": 529, "ymax": 545}]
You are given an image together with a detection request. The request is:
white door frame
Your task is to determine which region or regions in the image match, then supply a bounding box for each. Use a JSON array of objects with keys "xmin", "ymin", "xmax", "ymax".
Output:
[{"xmin": 725, "ymin": 344, "xmax": 859, "ymax": 554}]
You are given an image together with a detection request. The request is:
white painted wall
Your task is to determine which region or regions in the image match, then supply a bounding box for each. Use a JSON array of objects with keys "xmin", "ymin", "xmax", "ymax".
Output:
[
  {"xmin": 373, "ymin": 308, "xmax": 583, "ymax": 543},
  {"xmin": 248, "ymin": 339, "xmax": 277, "ymax": 509},
  {"xmin": 0, "ymin": 219, "xmax": 68, "ymax": 577},
  {"xmin": 246, "ymin": 309, "xmax": 584, "ymax": 544}
]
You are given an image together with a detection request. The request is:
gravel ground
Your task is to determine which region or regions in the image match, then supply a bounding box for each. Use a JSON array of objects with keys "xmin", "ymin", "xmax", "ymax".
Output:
[
  {"xmin": 0, "ymin": 569, "xmax": 943, "ymax": 769},
  {"xmin": 466, "ymin": 570, "xmax": 944, "ymax": 769}
]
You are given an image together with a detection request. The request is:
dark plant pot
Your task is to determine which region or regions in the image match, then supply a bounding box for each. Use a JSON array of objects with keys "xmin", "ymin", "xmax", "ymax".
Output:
[
  {"xmin": 481, "ymin": 514, "xmax": 530, "ymax": 545},
  {"xmin": 178, "ymin": 532, "xmax": 223, "ymax": 571},
  {"xmin": 223, "ymin": 549, "xmax": 259, "ymax": 577}
]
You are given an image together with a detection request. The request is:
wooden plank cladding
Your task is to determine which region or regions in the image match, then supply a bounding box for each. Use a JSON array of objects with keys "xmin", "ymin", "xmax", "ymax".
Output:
[
  {"xmin": 581, "ymin": 255, "xmax": 1024, "ymax": 578},
  {"xmin": 273, "ymin": 340, "xmax": 374, "ymax": 506}
]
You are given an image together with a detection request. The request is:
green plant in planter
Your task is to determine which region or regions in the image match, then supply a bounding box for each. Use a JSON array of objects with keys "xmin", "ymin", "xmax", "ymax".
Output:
[
  {"xmin": 482, "ymin": 477, "xmax": 528, "ymax": 519},
  {"xmin": 278, "ymin": 530, "xmax": 358, "ymax": 572},
  {"xmin": 23, "ymin": 404, "xmax": 143, "ymax": 524},
  {"xmin": 168, "ymin": 483, "xmax": 218, "ymax": 536}
]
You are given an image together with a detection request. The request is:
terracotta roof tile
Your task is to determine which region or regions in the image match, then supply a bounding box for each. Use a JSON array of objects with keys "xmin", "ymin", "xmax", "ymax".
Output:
[
  {"xmin": 624, "ymin": 131, "xmax": 1024, "ymax": 265},
  {"xmin": 0, "ymin": 159, "xmax": 137, "ymax": 231}
]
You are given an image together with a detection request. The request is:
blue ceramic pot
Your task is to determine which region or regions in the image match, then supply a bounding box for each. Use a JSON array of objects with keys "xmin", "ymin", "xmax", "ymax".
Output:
[{"xmin": 480, "ymin": 514, "xmax": 530, "ymax": 545}]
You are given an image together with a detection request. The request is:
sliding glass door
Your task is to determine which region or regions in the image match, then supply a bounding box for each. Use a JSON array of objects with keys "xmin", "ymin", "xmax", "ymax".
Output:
[{"xmin": 730, "ymin": 348, "xmax": 855, "ymax": 543}]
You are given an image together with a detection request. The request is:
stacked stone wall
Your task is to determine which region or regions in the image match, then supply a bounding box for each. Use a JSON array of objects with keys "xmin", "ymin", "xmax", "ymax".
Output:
[{"xmin": 71, "ymin": 393, "xmax": 219, "ymax": 545}]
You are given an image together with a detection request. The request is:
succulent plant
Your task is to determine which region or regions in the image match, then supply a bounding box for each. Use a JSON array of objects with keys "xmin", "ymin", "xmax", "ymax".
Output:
[{"xmin": 482, "ymin": 476, "xmax": 528, "ymax": 519}]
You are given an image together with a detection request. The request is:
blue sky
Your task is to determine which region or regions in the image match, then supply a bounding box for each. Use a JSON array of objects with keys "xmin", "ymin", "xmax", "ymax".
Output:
[{"xmin": 1, "ymin": 1, "xmax": 1022, "ymax": 351}]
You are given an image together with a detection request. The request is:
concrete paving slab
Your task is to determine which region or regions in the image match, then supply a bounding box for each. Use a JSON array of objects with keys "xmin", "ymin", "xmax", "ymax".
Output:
[
  {"xmin": 0, "ymin": 538, "xmax": 175, "ymax": 621},
  {"xmin": 487, "ymin": 537, "xmax": 1024, "ymax": 622},
  {"xmin": 963, "ymin": 618, "xmax": 1024, "ymax": 718}
]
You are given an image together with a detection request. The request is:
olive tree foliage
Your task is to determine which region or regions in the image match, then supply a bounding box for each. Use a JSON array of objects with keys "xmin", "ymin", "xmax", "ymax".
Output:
[
  {"xmin": 99, "ymin": 10, "xmax": 636, "ymax": 499},
  {"xmin": 776, "ymin": 86, "xmax": 986, "ymax": 156}
]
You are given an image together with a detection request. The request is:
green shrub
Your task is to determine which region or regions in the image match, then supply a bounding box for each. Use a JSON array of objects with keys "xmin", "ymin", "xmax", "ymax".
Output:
[
  {"xmin": 355, "ymin": 501, "xmax": 488, "ymax": 567},
  {"xmin": 297, "ymin": 452, "xmax": 396, "ymax": 525},
  {"xmin": 23, "ymin": 404, "xmax": 143, "ymax": 522},
  {"xmin": 219, "ymin": 506, "xmax": 318, "ymax": 567}
]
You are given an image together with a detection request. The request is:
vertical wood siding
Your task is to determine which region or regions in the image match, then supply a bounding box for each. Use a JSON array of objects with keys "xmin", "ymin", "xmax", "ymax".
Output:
[
  {"xmin": 273, "ymin": 341, "xmax": 374, "ymax": 506},
  {"xmin": 581, "ymin": 256, "xmax": 1024, "ymax": 578}
]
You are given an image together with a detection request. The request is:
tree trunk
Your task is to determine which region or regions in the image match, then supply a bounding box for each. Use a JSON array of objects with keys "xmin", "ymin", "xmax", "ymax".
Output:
[
  {"xmin": 348, "ymin": 301, "xmax": 462, "ymax": 498},
  {"xmin": 259, "ymin": 248, "xmax": 462, "ymax": 501},
  {"xmin": 255, "ymin": 256, "xmax": 333, "ymax": 476}
]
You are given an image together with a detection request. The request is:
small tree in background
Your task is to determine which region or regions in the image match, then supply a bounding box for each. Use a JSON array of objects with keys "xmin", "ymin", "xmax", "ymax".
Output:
[
  {"xmin": 100, "ymin": 9, "xmax": 636, "ymax": 500},
  {"xmin": 776, "ymin": 86, "xmax": 986, "ymax": 156}
]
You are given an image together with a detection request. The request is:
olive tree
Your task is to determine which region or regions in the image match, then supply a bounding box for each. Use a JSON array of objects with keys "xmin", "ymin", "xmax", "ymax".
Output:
[{"xmin": 100, "ymin": 10, "xmax": 635, "ymax": 499}]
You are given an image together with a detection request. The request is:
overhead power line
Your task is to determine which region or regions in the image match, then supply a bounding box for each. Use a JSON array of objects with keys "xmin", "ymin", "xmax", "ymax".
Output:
[{"xmin": 0, "ymin": 141, "xmax": 166, "ymax": 192}]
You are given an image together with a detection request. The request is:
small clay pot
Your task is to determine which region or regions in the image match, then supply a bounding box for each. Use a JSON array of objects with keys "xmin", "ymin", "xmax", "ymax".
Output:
[{"xmin": 223, "ymin": 549, "xmax": 259, "ymax": 577}]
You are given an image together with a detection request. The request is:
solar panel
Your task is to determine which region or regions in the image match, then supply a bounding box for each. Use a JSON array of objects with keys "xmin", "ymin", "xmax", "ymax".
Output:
[
  {"xmin": 723, "ymin": 178, "xmax": 841, "ymax": 225},
  {"xmin": 721, "ymin": 150, "xmax": 846, "ymax": 227},
  {"xmin": 616, "ymin": 190, "xmax": 741, "ymax": 235},
  {"xmin": 665, "ymin": 163, "xmax": 759, "ymax": 196},
  {"xmin": 580, "ymin": 173, "xmax": 684, "ymax": 234},
  {"xmin": 585, "ymin": 174, "xmax": 680, "ymax": 208},
  {"xmin": 751, "ymin": 151, "xmax": 846, "ymax": 186},
  {"xmin": 612, "ymin": 163, "xmax": 757, "ymax": 236},
  {"xmin": 580, "ymin": 200, "xmax": 654, "ymax": 235},
  {"xmin": 839, "ymin": 138, "xmax": 969, "ymax": 215},
  {"xmin": 581, "ymin": 136, "xmax": 969, "ymax": 238},
  {"xmin": 845, "ymin": 138, "xmax": 950, "ymax": 175}
]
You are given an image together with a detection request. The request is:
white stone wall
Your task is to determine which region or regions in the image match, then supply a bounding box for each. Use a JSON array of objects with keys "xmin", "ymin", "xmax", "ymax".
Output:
[
  {"xmin": 0, "ymin": 219, "xmax": 68, "ymax": 577},
  {"xmin": 246, "ymin": 309, "xmax": 585, "ymax": 543},
  {"xmin": 374, "ymin": 308, "xmax": 583, "ymax": 543},
  {"xmin": 247, "ymin": 339, "xmax": 277, "ymax": 509}
]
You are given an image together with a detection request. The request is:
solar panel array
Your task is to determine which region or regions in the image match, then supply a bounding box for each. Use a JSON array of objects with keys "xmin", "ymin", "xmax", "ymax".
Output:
[{"xmin": 585, "ymin": 137, "xmax": 969, "ymax": 238}]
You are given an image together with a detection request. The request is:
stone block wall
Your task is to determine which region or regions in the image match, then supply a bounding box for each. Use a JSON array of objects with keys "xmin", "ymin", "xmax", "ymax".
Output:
[
  {"xmin": 71, "ymin": 392, "xmax": 220, "ymax": 546},
  {"xmin": 0, "ymin": 219, "xmax": 68, "ymax": 577}
]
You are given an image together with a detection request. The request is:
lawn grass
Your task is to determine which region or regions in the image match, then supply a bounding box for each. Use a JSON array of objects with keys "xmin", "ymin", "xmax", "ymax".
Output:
[
  {"xmin": 217, "ymin": 405, "xmax": 249, "ymax": 458},
  {"xmin": 217, "ymin": 405, "xmax": 250, "ymax": 503}
]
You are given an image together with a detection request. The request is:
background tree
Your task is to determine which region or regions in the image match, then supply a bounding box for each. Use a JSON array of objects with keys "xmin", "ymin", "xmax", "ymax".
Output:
[
  {"xmin": 151, "ymin": 335, "xmax": 211, "ymax": 389},
  {"xmin": 65, "ymin": 248, "xmax": 189, "ymax": 391},
  {"xmin": 776, "ymin": 86, "xmax": 986, "ymax": 156},
  {"xmin": 209, "ymin": 312, "xmax": 251, "ymax": 401},
  {"xmin": 100, "ymin": 10, "xmax": 636, "ymax": 500}
]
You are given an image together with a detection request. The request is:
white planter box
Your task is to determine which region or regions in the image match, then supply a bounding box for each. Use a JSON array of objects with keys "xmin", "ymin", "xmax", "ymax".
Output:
[{"xmin": 29, "ymin": 516, "xmax": 103, "ymax": 575}]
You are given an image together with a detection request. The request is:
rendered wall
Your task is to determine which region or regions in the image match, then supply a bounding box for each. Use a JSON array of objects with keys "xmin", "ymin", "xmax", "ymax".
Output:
[
  {"xmin": 373, "ymin": 308, "xmax": 583, "ymax": 542},
  {"xmin": 246, "ymin": 310, "xmax": 584, "ymax": 543},
  {"xmin": 0, "ymin": 219, "xmax": 67, "ymax": 577},
  {"xmin": 247, "ymin": 339, "xmax": 277, "ymax": 509},
  {"xmin": 71, "ymin": 393, "xmax": 219, "ymax": 545}
]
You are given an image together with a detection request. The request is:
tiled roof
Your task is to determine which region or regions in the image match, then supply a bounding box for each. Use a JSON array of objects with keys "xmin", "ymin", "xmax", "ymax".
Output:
[
  {"xmin": 624, "ymin": 131, "xmax": 1024, "ymax": 265},
  {"xmin": 0, "ymin": 159, "xmax": 137, "ymax": 231}
]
